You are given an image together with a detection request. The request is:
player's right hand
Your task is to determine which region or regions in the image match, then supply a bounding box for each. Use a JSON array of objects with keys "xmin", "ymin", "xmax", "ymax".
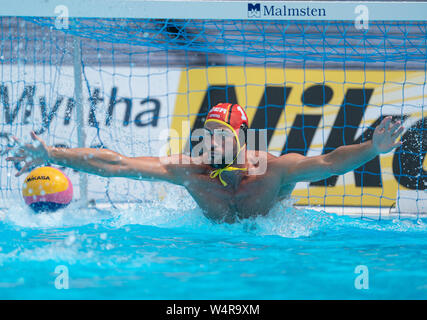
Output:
[{"xmin": 5, "ymin": 131, "xmax": 50, "ymax": 177}]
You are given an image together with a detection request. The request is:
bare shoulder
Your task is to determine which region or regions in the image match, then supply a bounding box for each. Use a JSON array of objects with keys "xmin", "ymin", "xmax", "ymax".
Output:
[
  {"xmin": 245, "ymin": 150, "xmax": 284, "ymax": 176},
  {"xmin": 246, "ymin": 150, "xmax": 304, "ymax": 165},
  {"xmin": 246, "ymin": 150, "xmax": 275, "ymax": 170},
  {"xmin": 268, "ymin": 152, "xmax": 306, "ymax": 171},
  {"xmin": 246, "ymin": 149, "xmax": 277, "ymax": 162},
  {"xmin": 277, "ymin": 152, "xmax": 306, "ymax": 162}
]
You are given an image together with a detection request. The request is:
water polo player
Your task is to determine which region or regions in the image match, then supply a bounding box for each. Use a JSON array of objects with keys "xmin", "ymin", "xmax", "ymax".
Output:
[{"xmin": 6, "ymin": 103, "xmax": 404, "ymax": 223}]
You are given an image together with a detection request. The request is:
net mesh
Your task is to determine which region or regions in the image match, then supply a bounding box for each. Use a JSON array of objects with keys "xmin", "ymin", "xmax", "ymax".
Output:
[{"xmin": 0, "ymin": 16, "xmax": 426, "ymax": 218}]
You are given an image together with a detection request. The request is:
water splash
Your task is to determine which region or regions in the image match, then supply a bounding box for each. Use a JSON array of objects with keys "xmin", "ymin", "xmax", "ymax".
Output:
[{"xmin": 2, "ymin": 197, "xmax": 426, "ymax": 240}]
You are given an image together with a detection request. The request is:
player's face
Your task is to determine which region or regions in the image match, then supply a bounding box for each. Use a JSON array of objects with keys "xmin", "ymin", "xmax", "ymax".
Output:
[{"xmin": 204, "ymin": 122, "xmax": 238, "ymax": 166}]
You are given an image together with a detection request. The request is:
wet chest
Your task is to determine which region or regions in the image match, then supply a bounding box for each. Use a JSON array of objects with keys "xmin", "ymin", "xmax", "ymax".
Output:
[{"xmin": 186, "ymin": 173, "xmax": 282, "ymax": 219}]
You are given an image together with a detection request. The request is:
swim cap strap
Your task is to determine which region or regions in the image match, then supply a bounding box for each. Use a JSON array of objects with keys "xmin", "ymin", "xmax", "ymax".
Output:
[
  {"xmin": 210, "ymin": 166, "xmax": 247, "ymax": 187},
  {"xmin": 209, "ymin": 143, "xmax": 247, "ymax": 187}
]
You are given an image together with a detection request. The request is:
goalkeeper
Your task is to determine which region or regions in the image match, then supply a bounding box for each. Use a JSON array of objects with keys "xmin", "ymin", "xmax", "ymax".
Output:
[{"xmin": 7, "ymin": 103, "xmax": 404, "ymax": 223}]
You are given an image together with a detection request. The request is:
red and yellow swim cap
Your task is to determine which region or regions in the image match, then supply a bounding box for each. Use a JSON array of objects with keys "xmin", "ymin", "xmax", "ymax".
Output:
[{"xmin": 204, "ymin": 103, "xmax": 249, "ymax": 132}]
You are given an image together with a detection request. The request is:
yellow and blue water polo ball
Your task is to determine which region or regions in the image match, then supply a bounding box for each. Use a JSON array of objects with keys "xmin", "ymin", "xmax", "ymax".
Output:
[{"xmin": 22, "ymin": 166, "xmax": 73, "ymax": 213}]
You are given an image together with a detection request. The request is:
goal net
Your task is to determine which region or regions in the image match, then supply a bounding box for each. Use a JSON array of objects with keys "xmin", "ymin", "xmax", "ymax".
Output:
[{"xmin": 1, "ymin": 1, "xmax": 426, "ymax": 219}]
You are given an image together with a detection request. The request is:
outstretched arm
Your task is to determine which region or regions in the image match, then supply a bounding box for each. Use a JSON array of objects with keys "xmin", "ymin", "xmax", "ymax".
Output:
[
  {"xmin": 277, "ymin": 116, "xmax": 404, "ymax": 184},
  {"xmin": 6, "ymin": 131, "xmax": 188, "ymax": 185}
]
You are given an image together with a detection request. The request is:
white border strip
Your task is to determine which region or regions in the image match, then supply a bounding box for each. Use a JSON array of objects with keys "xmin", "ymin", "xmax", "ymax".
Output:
[{"xmin": 0, "ymin": 1, "xmax": 427, "ymax": 21}]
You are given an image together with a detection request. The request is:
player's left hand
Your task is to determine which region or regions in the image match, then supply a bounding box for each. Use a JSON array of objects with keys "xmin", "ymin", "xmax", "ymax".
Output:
[{"xmin": 372, "ymin": 116, "xmax": 404, "ymax": 154}]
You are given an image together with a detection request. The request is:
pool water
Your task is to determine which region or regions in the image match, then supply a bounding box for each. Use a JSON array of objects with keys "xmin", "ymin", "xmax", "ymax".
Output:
[{"xmin": 0, "ymin": 200, "xmax": 426, "ymax": 299}]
